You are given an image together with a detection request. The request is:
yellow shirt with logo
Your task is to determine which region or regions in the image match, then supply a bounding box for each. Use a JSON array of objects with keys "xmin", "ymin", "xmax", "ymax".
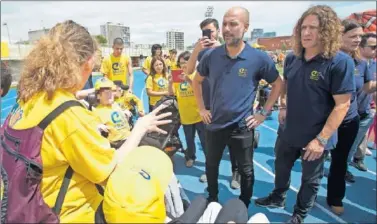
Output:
[
  {"xmin": 173, "ymin": 73, "xmax": 202, "ymax": 125},
  {"xmin": 9, "ymin": 90, "xmax": 116, "ymax": 223},
  {"xmin": 146, "ymin": 74, "xmax": 169, "ymax": 106},
  {"xmin": 94, "ymin": 103, "xmax": 131, "ymax": 143},
  {"xmin": 101, "ymin": 54, "xmax": 131, "ymax": 85}
]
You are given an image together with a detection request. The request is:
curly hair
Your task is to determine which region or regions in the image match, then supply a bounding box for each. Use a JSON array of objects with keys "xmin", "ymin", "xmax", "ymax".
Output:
[
  {"xmin": 17, "ymin": 20, "xmax": 99, "ymax": 102},
  {"xmin": 292, "ymin": 5, "xmax": 342, "ymax": 59}
]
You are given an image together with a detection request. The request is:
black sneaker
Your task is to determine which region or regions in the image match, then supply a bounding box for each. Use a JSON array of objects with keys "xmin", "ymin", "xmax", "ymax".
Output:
[
  {"xmin": 255, "ymin": 193, "xmax": 285, "ymax": 208},
  {"xmin": 286, "ymin": 214, "xmax": 303, "ymax": 224},
  {"xmin": 351, "ymin": 158, "xmax": 367, "ymax": 172},
  {"xmin": 345, "ymin": 170, "xmax": 355, "ymax": 183}
]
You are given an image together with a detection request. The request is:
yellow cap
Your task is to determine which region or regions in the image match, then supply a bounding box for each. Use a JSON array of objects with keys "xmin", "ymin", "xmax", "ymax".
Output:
[
  {"xmin": 94, "ymin": 77, "xmax": 115, "ymax": 90},
  {"xmin": 103, "ymin": 146, "xmax": 173, "ymax": 223}
]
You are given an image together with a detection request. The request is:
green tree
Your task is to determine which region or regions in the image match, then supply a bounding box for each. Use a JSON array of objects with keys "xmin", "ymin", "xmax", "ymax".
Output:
[{"xmin": 94, "ymin": 35, "xmax": 107, "ymax": 45}]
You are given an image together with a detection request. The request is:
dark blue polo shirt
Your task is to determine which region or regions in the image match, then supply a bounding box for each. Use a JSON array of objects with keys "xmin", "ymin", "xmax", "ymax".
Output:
[
  {"xmin": 280, "ymin": 51, "xmax": 355, "ymax": 148},
  {"xmin": 197, "ymin": 43, "xmax": 279, "ymax": 131},
  {"xmin": 354, "ymin": 59, "xmax": 373, "ymax": 116}
]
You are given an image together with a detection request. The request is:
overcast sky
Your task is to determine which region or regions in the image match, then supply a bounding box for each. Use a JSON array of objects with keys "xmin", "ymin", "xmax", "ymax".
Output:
[{"xmin": 1, "ymin": 1, "xmax": 375, "ymax": 45}]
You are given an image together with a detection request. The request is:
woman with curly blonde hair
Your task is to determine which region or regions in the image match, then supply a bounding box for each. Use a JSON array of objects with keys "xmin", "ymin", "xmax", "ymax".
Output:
[
  {"xmin": 255, "ymin": 5, "xmax": 355, "ymax": 223},
  {"xmin": 1, "ymin": 20, "xmax": 172, "ymax": 223}
]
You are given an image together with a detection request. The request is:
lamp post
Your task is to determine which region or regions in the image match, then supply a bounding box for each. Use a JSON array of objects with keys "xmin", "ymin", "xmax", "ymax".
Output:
[{"xmin": 2, "ymin": 22, "xmax": 11, "ymax": 44}]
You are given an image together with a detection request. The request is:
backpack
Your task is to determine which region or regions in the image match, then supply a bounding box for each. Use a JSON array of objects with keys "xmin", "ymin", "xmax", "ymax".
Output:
[
  {"xmin": 0, "ymin": 100, "xmax": 84, "ymax": 223},
  {"xmin": 139, "ymin": 96, "xmax": 182, "ymax": 156}
]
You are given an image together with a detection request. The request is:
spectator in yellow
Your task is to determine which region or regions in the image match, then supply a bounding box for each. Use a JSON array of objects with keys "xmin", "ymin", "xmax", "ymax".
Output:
[
  {"xmin": 168, "ymin": 51, "xmax": 206, "ymax": 174},
  {"xmin": 142, "ymin": 44, "xmax": 163, "ymax": 75},
  {"xmin": 101, "ymin": 38, "xmax": 134, "ymax": 92},
  {"xmin": 166, "ymin": 49, "xmax": 178, "ymax": 70},
  {"xmin": 3, "ymin": 20, "xmax": 173, "ymax": 223},
  {"xmin": 93, "ymin": 78, "xmax": 132, "ymax": 148},
  {"xmin": 146, "ymin": 57, "xmax": 170, "ymax": 112}
]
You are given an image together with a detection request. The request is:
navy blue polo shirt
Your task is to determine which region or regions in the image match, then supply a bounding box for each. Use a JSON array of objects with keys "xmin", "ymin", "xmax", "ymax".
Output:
[
  {"xmin": 280, "ymin": 51, "xmax": 355, "ymax": 148},
  {"xmin": 198, "ymin": 49, "xmax": 212, "ymax": 110},
  {"xmin": 197, "ymin": 43, "xmax": 279, "ymax": 131},
  {"xmin": 354, "ymin": 59, "xmax": 373, "ymax": 116}
]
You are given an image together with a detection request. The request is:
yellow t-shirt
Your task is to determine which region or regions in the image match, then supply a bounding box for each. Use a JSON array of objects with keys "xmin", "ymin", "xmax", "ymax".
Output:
[
  {"xmin": 94, "ymin": 103, "xmax": 131, "ymax": 142},
  {"xmin": 101, "ymin": 54, "xmax": 131, "ymax": 85},
  {"xmin": 121, "ymin": 93, "xmax": 144, "ymax": 112},
  {"xmin": 173, "ymin": 73, "xmax": 202, "ymax": 125},
  {"xmin": 166, "ymin": 58, "xmax": 178, "ymax": 70},
  {"xmin": 146, "ymin": 74, "xmax": 168, "ymax": 106},
  {"xmin": 9, "ymin": 90, "xmax": 116, "ymax": 223},
  {"xmin": 142, "ymin": 56, "xmax": 152, "ymax": 74}
]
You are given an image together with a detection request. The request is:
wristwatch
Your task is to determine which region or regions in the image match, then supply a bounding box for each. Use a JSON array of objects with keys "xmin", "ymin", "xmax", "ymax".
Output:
[
  {"xmin": 316, "ymin": 134, "xmax": 328, "ymax": 146},
  {"xmin": 259, "ymin": 108, "xmax": 269, "ymax": 117}
]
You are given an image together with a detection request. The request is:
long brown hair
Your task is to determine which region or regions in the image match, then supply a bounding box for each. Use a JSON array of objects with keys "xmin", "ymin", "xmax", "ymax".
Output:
[
  {"xmin": 149, "ymin": 56, "xmax": 168, "ymax": 80},
  {"xmin": 342, "ymin": 19, "xmax": 362, "ymax": 60},
  {"xmin": 292, "ymin": 5, "xmax": 342, "ymax": 59},
  {"xmin": 18, "ymin": 20, "xmax": 99, "ymax": 102}
]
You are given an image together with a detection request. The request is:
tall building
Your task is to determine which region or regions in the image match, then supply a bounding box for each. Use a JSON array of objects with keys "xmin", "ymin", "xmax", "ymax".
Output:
[
  {"xmin": 28, "ymin": 28, "xmax": 50, "ymax": 43},
  {"xmin": 166, "ymin": 30, "xmax": 184, "ymax": 51},
  {"xmin": 263, "ymin": 32, "xmax": 277, "ymax": 38},
  {"xmin": 250, "ymin": 28, "xmax": 264, "ymax": 41},
  {"xmin": 100, "ymin": 22, "xmax": 130, "ymax": 47}
]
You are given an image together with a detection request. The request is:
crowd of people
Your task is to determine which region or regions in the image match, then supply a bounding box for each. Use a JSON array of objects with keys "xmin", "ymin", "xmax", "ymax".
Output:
[{"xmin": 0, "ymin": 4, "xmax": 376, "ymax": 224}]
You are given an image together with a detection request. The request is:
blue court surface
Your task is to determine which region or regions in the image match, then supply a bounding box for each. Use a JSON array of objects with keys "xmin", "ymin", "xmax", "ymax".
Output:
[{"xmin": 1, "ymin": 70, "xmax": 376, "ymax": 223}]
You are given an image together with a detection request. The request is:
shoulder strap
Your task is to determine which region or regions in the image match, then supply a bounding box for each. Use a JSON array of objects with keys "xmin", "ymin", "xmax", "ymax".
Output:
[
  {"xmin": 38, "ymin": 100, "xmax": 84, "ymax": 130},
  {"xmin": 52, "ymin": 166, "xmax": 73, "ymax": 215},
  {"xmin": 37, "ymin": 100, "xmax": 84, "ymax": 215}
]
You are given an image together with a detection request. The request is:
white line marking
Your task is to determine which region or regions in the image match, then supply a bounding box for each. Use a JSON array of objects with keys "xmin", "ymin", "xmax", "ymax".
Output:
[
  {"xmin": 1, "ymin": 96, "xmax": 17, "ymax": 103},
  {"xmin": 261, "ymin": 124, "xmax": 377, "ymax": 177},
  {"xmin": 260, "ymin": 123, "xmax": 376, "ymax": 218},
  {"xmin": 253, "ymin": 160, "xmax": 347, "ymax": 223},
  {"xmin": 1, "ymin": 105, "xmax": 13, "ymax": 112}
]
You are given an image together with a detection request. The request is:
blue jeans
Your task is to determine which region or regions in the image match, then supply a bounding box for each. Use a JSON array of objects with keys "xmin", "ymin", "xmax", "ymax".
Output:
[{"xmin": 347, "ymin": 111, "xmax": 375, "ymax": 163}]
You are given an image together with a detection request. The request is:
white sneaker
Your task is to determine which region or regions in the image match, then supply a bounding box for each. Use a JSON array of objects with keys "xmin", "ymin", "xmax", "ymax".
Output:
[{"xmin": 366, "ymin": 148, "xmax": 372, "ymax": 156}]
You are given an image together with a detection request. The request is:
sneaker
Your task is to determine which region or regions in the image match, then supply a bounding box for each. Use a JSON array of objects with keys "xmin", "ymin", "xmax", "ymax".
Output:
[
  {"xmin": 230, "ymin": 171, "xmax": 240, "ymax": 189},
  {"xmin": 286, "ymin": 214, "xmax": 303, "ymax": 224},
  {"xmin": 366, "ymin": 148, "xmax": 372, "ymax": 156},
  {"xmin": 199, "ymin": 173, "xmax": 207, "ymax": 183},
  {"xmin": 345, "ymin": 170, "xmax": 355, "ymax": 183},
  {"xmin": 185, "ymin": 159, "xmax": 194, "ymax": 168},
  {"xmin": 351, "ymin": 158, "xmax": 367, "ymax": 172},
  {"xmin": 330, "ymin": 205, "xmax": 344, "ymax": 215},
  {"xmin": 255, "ymin": 194, "xmax": 285, "ymax": 209}
]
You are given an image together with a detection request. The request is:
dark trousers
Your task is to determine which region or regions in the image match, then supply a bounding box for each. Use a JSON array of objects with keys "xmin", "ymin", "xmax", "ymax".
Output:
[
  {"xmin": 183, "ymin": 122, "xmax": 206, "ymax": 161},
  {"xmin": 272, "ymin": 136, "xmax": 325, "ymax": 219},
  {"xmin": 205, "ymin": 124, "xmax": 255, "ymax": 207},
  {"xmin": 327, "ymin": 115, "xmax": 360, "ymax": 207},
  {"xmin": 215, "ymin": 198, "xmax": 248, "ymax": 223}
]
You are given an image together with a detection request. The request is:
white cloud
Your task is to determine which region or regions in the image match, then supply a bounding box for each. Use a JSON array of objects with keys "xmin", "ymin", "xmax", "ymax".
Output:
[{"xmin": 1, "ymin": 1, "xmax": 375, "ymax": 46}]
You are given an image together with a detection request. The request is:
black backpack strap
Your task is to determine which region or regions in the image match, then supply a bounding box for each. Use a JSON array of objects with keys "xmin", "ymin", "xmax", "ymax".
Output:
[
  {"xmin": 38, "ymin": 100, "xmax": 84, "ymax": 130},
  {"xmin": 52, "ymin": 166, "xmax": 73, "ymax": 215},
  {"xmin": 37, "ymin": 100, "xmax": 84, "ymax": 215}
]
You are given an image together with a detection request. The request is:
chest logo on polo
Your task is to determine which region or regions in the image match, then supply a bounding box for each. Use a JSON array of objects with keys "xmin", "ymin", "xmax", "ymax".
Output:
[
  {"xmin": 310, "ymin": 70, "xmax": 321, "ymax": 81},
  {"xmin": 238, "ymin": 68, "xmax": 247, "ymax": 77},
  {"xmin": 354, "ymin": 68, "xmax": 359, "ymax": 76}
]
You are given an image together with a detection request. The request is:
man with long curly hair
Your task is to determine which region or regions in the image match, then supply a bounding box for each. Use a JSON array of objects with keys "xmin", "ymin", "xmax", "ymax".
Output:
[{"xmin": 255, "ymin": 5, "xmax": 355, "ymax": 223}]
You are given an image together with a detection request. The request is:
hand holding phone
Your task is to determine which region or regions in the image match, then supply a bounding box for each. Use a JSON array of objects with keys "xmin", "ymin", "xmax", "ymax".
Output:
[{"xmin": 202, "ymin": 29, "xmax": 212, "ymax": 39}]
